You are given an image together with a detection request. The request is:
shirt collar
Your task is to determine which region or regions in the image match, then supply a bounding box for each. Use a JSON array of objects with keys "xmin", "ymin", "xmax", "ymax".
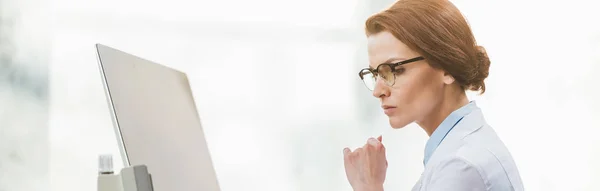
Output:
[{"xmin": 423, "ymin": 101, "xmax": 479, "ymax": 166}]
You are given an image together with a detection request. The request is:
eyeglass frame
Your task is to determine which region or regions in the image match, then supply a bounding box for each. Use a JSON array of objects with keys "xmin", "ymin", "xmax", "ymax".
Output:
[{"xmin": 358, "ymin": 56, "xmax": 425, "ymax": 90}]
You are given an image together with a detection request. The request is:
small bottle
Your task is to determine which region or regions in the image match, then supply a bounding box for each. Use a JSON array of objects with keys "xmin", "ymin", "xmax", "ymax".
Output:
[
  {"xmin": 97, "ymin": 154, "xmax": 123, "ymax": 191},
  {"xmin": 99, "ymin": 154, "xmax": 114, "ymax": 175}
]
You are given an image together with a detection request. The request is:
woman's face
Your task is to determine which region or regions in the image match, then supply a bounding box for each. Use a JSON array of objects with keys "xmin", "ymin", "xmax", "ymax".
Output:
[{"xmin": 367, "ymin": 31, "xmax": 451, "ymax": 128}]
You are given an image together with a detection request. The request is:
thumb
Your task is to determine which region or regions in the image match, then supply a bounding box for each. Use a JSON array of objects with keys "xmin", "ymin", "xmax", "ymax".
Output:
[{"xmin": 377, "ymin": 135, "xmax": 383, "ymax": 142}]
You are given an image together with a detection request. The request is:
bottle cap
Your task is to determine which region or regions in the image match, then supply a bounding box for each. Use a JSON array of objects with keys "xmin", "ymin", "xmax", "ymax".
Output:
[{"xmin": 98, "ymin": 154, "xmax": 114, "ymax": 174}]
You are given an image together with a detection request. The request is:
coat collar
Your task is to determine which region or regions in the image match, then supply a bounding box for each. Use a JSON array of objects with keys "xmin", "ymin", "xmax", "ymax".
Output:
[{"xmin": 423, "ymin": 101, "xmax": 482, "ymax": 166}]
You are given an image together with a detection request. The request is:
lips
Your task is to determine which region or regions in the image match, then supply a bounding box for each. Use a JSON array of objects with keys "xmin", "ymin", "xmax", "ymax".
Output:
[
  {"xmin": 382, "ymin": 105, "xmax": 395, "ymax": 109},
  {"xmin": 382, "ymin": 105, "xmax": 396, "ymax": 115}
]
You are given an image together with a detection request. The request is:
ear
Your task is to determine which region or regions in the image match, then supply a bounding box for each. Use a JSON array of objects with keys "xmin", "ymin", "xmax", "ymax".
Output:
[{"xmin": 442, "ymin": 71, "xmax": 455, "ymax": 85}]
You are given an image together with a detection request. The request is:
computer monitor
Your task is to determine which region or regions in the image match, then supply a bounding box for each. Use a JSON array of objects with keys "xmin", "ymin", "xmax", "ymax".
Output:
[{"xmin": 95, "ymin": 44, "xmax": 221, "ymax": 191}]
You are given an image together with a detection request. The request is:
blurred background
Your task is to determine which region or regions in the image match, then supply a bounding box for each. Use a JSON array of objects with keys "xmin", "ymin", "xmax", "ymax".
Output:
[
  {"xmin": 1, "ymin": 0, "xmax": 50, "ymax": 190},
  {"xmin": 1, "ymin": 0, "xmax": 599, "ymax": 190}
]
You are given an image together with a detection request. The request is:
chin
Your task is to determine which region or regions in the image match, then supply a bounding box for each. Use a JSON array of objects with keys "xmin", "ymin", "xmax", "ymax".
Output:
[{"xmin": 388, "ymin": 116, "xmax": 412, "ymax": 129}]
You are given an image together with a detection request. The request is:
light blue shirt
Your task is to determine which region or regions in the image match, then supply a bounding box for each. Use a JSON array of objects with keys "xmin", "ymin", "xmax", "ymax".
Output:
[
  {"xmin": 423, "ymin": 101, "xmax": 478, "ymax": 166},
  {"xmin": 412, "ymin": 101, "xmax": 524, "ymax": 191}
]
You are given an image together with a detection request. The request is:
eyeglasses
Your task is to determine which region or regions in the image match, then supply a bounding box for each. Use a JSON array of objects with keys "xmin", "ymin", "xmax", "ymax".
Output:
[{"xmin": 358, "ymin": 56, "xmax": 425, "ymax": 91}]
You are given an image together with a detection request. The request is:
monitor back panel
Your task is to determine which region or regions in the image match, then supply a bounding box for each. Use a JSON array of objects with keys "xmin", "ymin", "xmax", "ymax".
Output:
[{"xmin": 96, "ymin": 44, "xmax": 221, "ymax": 191}]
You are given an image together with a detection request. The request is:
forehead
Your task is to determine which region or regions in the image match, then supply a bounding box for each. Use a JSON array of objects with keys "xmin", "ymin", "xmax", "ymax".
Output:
[{"xmin": 367, "ymin": 31, "xmax": 419, "ymax": 68}]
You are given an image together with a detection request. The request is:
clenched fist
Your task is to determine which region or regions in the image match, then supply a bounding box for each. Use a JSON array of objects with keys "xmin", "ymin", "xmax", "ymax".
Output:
[{"xmin": 343, "ymin": 136, "xmax": 387, "ymax": 191}]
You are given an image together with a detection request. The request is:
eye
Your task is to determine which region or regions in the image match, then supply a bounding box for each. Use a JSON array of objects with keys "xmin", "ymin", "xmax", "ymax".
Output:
[{"xmin": 393, "ymin": 66, "xmax": 406, "ymax": 75}]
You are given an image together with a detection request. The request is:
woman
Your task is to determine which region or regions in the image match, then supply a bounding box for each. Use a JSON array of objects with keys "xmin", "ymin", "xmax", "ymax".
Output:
[{"xmin": 343, "ymin": 0, "xmax": 524, "ymax": 190}]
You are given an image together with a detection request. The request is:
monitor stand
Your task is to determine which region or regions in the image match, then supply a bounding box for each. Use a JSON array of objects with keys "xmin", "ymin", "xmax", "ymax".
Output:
[{"xmin": 97, "ymin": 155, "xmax": 154, "ymax": 191}]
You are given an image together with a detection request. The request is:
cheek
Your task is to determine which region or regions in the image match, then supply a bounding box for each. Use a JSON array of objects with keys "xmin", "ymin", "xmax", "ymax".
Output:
[
  {"xmin": 390, "ymin": 74, "xmax": 433, "ymax": 106},
  {"xmin": 388, "ymin": 70, "xmax": 444, "ymax": 119}
]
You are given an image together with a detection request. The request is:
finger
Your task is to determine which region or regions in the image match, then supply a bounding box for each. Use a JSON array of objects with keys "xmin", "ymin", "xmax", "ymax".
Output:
[
  {"xmin": 368, "ymin": 137, "xmax": 379, "ymax": 147},
  {"xmin": 343, "ymin": 147, "xmax": 351, "ymax": 156},
  {"xmin": 377, "ymin": 135, "xmax": 383, "ymax": 142},
  {"xmin": 354, "ymin": 147, "xmax": 363, "ymax": 155},
  {"xmin": 343, "ymin": 148, "xmax": 351, "ymax": 168}
]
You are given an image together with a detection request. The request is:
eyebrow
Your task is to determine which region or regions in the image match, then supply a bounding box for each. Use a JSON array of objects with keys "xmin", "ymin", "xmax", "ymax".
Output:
[{"xmin": 369, "ymin": 57, "xmax": 408, "ymax": 69}]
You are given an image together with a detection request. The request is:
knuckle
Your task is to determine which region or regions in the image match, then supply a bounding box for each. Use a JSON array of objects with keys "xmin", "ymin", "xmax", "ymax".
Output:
[{"xmin": 354, "ymin": 148, "xmax": 362, "ymax": 155}]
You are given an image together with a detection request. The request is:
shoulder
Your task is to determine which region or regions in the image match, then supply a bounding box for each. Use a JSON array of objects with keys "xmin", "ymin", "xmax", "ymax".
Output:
[
  {"xmin": 423, "ymin": 126, "xmax": 523, "ymax": 190},
  {"xmin": 433, "ymin": 123, "xmax": 510, "ymax": 172},
  {"xmin": 456, "ymin": 125, "xmax": 521, "ymax": 180}
]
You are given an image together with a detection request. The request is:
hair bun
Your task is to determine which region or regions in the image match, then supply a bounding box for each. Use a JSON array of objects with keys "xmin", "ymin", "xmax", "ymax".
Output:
[{"xmin": 468, "ymin": 45, "xmax": 491, "ymax": 93}]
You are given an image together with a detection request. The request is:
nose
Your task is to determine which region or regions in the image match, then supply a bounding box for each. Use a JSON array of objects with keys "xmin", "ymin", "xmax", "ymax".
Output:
[{"xmin": 372, "ymin": 77, "xmax": 390, "ymax": 98}]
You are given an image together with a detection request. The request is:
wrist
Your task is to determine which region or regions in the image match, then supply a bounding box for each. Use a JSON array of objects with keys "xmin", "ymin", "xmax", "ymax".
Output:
[
  {"xmin": 372, "ymin": 185, "xmax": 384, "ymax": 191},
  {"xmin": 356, "ymin": 185, "xmax": 383, "ymax": 191}
]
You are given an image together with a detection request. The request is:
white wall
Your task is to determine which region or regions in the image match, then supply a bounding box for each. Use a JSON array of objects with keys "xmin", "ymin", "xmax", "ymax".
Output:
[{"xmin": 49, "ymin": 0, "xmax": 600, "ymax": 191}]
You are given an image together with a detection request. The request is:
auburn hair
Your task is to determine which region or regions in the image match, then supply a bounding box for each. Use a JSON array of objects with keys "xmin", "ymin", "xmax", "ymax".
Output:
[{"xmin": 365, "ymin": 0, "xmax": 490, "ymax": 94}]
